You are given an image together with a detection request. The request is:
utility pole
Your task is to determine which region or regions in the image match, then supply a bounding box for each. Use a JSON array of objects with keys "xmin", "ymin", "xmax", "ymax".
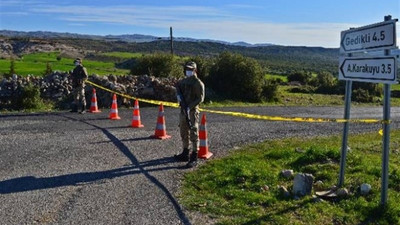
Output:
[{"xmin": 170, "ymin": 27, "xmax": 174, "ymax": 55}]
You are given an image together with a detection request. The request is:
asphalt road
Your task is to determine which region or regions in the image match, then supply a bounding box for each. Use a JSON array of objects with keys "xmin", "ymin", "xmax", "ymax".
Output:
[{"xmin": 0, "ymin": 106, "xmax": 399, "ymax": 224}]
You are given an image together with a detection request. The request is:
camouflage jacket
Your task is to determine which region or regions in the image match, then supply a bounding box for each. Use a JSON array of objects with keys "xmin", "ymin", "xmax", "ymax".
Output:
[
  {"xmin": 71, "ymin": 65, "xmax": 88, "ymax": 87},
  {"xmin": 176, "ymin": 75, "xmax": 205, "ymax": 110}
]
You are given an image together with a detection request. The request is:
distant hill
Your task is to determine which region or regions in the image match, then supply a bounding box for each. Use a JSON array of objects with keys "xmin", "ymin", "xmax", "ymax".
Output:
[
  {"xmin": 0, "ymin": 30, "xmax": 339, "ymax": 75},
  {"xmin": 0, "ymin": 30, "xmax": 272, "ymax": 47}
]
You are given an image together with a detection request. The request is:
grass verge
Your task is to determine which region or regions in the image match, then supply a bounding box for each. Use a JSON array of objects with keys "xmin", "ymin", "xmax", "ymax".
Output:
[{"xmin": 181, "ymin": 130, "xmax": 400, "ymax": 225}]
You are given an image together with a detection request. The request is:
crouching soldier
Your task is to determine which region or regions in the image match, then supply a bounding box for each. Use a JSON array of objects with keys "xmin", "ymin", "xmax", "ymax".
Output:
[
  {"xmin": 174, "ymin": 61, "xmax": 205, "ymax": 168},
  {"xmin": 70, "ymin": 58, "xmax": 88, "ymax": 113}
]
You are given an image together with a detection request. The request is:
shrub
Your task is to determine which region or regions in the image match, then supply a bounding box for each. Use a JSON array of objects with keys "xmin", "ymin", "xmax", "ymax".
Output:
[
  {"xmin": 287, "ymin": 71, "xmax": 312, "ymax": 84},
  {"xmin": 130, "ymin": 52, "xmax": 182, "ymax": 78},
  {"xmin": 43, "ymin": 62, "xmax": 53, "ymax": 75},
  {"xmin": 262, "ymin": 79, "xmax": 280, "ymax": 102},
  {"xmin": 187, "ymin": 55, "xmax": 213, "ymax": 83},
  {"xmin": 308, "ymin": 71, "xmax": 342, "ymax": 94},
  {"xmin": 209, "ymin": 52, "xmax": 264, "ymax": 102},
  {"xmin": 352, "ymin": 82, "xmax": 382, "ymax": 97},
  {"xmin": 13, "ymin": 84, "xmax": 50, "ymax": 110},
  {"xmin": 5, "ymin": 58, "xmax": 15, "ymax": 79},
  {"xmin": 352, "ymin": 88, "xmax": 374, "ymax": 103}
]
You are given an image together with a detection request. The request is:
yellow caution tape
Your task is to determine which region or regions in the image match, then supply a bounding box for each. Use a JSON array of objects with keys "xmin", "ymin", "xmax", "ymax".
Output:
[
  {"xmin": 85, "ymin": 80, "xmax": 385, "ymax": 124},
  {"xmin": 86, "ymin": 80, "xmax": 179, "ymax": 108},
  {"xmin": 199, "ymin": 108, "xmax": 382, "ymax": 124}
]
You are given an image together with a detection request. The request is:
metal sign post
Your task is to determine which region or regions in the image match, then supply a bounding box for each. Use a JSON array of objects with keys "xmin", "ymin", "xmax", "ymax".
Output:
[
  {"xmin": 381, "ymin": 80, "xmax": 391, "ymax": 205},
  {"xmin": 338, "ymin": 79, "xmax": 352, "ymax": 187},
  {"xmin": 338, "ymin": 15, "xmax": 398, "ymax": 206}
]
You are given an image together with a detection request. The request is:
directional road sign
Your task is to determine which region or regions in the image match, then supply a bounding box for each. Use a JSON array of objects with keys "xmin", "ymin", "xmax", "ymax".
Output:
[
  {"xmin": 339, "ymin": 56, "xmax": 398, "ymax": 84},
  {"xmin": 340, "ymin": 20, "xmax": 397, "ymax": 53}
]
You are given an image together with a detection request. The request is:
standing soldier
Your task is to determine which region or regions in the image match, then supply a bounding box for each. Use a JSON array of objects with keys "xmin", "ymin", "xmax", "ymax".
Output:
[
  {"xmin": 70, "ymin": 58, "xmax": 88, "ymax": 113},
  {"xmin": 174, "ymin": 61, "xmax": 205, "ymax": 168}
]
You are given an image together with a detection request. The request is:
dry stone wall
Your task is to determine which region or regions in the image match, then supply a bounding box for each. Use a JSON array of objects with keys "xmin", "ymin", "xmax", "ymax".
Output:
[{"xmin": 0, "ymin": 72, "xmax": 179, "ymax": 109}]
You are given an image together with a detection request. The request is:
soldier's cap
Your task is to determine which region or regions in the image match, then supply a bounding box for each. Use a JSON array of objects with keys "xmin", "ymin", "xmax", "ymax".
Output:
[{"xmin": 185, "ymin": 61, "xmax": 197, "ymax": 70}]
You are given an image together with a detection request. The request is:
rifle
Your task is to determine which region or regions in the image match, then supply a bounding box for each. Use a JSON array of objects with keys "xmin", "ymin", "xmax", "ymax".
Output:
[{"xmin": 177, "ymin": 85, "xmax": 193, "ymax": 129}]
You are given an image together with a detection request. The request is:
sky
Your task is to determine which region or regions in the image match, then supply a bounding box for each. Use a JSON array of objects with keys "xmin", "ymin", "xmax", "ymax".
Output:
[{"xmin": 0, "ymin": 0, "xmax": 399, "ymax": 48}]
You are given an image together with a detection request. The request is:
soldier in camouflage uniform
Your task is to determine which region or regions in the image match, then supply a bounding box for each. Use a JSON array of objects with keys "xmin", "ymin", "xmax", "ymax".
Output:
[
  {"xmin": 70, "ymin": 58, "xmax": 88, "ymax": 113},
  {"xmin": 174, "ymin": 61, "xmax": 205, "ymax": 168}
]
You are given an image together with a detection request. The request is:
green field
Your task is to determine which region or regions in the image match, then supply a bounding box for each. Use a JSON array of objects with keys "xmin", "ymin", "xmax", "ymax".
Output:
[
  {"xmin": 181, "ymin": 130, "xmax": 400, "ymax": 225},
  {"xmin": 0, "ymin": 52, "xmax": 130, "ymax": 76},
  {"xmin": 101, "ymin": 51, "xmax": 143, "ymax": 59},
  {"xmin": 265, "ymin": 74, "xmax": 288, "ymax": 82}
]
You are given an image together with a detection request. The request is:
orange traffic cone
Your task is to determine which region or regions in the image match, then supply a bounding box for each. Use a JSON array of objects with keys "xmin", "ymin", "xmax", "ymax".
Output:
[
  {"xmin": 89, "ymin": 88, "xmax": 101, "ymax": 113},
  {"xmin": 151, "ymin": 104, "xmax": 171, "ymax": 139},
  {"xmin": 109, "ymin": 94, "xmax": 121, "ymax": 120},
  {"xmin": 198, "ymin": 113, "xmax": 213, "ymax": 159},
  {"xmin": 131, "ymin": 99, "xmax": 144, "ymax": 128}
]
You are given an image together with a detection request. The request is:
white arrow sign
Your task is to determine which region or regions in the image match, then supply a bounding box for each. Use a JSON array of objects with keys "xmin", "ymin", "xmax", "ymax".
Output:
[
  {"xmin": 340, "ymin": 20, "xmax": 397, "ymax": 53},
  {"xmin": 339, "ymin": 56, "xmax": 398, "ymax": 84}
]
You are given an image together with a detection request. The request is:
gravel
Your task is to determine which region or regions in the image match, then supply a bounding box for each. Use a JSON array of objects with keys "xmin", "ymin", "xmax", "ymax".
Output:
[{"xmin": 0, "ymin": 106, "xmax": 399, "ymax": 224}]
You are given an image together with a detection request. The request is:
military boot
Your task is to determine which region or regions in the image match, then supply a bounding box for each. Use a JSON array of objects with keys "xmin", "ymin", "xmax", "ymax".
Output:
[
  {"xmin": 80, "ymin": 103, "xmax": 86, "ymax": 114},
  {"xmin": 174, "ymin": 148, "xmax": 190, "ymax": 162},
  {"xmin": 186, "ymin": 152, "xmax": 198, "ymax": 168}
]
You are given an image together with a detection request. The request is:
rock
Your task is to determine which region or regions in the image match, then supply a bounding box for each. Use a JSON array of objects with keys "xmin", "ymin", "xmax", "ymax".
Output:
[
  {"xmin": 295, "ymin": 147, "xmax": 305, "ymax": 153},
  {"xmin": 312, "ymin": 195, "xmax": 324, "ymax": 203},
  {"xmin": 260, "ymin": 185, "xmax": 269, "ymax": 192},
  {"xmin": 0, "ymin": 72, "xmax": 180, "ymax": 110},
  {"xmin": 313, "ymin": 180, "xmax": 324, "ymax": 191},
  {"xmin": 281, "ymin": 169, "xmax": 294, "ymax": 178},
  {"xmin": 277, "ymin": 185, "xmax": 291, "ymax": 198},
  {"xmin": 336, "ymin": 188, "xmax": 349, "ymax": 197},
  {"xmin": 360, "ymin": 183, "xmax": 371, "ymax": 196},
  {"xmin": 292, "ymin": 173, "xmax": 314, "ymax": 197}
]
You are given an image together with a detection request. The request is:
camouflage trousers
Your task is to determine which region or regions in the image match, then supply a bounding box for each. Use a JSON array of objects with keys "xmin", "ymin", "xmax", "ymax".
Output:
[
  {"xmin": 73, "ymin": 85, "xmax": 86, "ymax": 107},
  {"xmin": 179, "ymin": 109, "xmax": 200, "ymax": 153}
]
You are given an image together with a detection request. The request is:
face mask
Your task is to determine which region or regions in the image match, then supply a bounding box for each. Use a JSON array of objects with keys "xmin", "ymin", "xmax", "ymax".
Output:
[
  {"xmin": 74, "ymin": 62, "xmax": 80, "ymax": 66},
  {"xmin": 185, "ymin": 70, "xmax": 194, "ymax": 77}
]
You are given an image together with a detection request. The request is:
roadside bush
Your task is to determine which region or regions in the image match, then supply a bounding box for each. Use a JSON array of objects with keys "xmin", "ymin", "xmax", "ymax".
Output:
[
  {"xmin": 130, "ymin": 52, "xmax": 182, "ymax": 78},
  {"xmin": 13, "ymin": 84, "xmax": 50, "ymax": 110},
  {"xmin": 352, "ymin": 88, "xmax": 374, "ymax": 103},
  {"xmin": 287, "ymin": 71, "xmax": 312, "ymax": 85},
  {"xmin": 262, "ymin": 79, "xmax": 280, "ymax": 102},
  {"xmin": 209, "ymin": 52, "xmax": 264, "ymax": 102},
  {"xmin": 352, "ymin": 82, "xmax": 382, "ymax": 97},
  {"xmin": 187, "ymin": 55, "xmax": 213, "ymax": 83},
  {"xmin": 311, "ymin": 71, "xmax": 340, "ymax": 94}
]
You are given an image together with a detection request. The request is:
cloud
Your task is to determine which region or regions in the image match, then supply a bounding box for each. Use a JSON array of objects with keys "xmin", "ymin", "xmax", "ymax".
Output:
[
  {"xmin": 24, "ymin": 4, "xmax": 398, "ymax": 47},
  {"xmin": 174, "ymin": 20, "xmax": 354, "ymax": 47},
  {"xmin": 0, "ymin": 12, "xmax": 29, "ymax": 16},
  {"xmin": 1, "ymin": 0, "xmax": 46, "ymax": 6}
]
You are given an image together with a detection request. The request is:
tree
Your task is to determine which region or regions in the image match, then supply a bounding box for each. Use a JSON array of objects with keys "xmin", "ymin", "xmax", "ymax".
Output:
[
  {"xmin": 6, "ymin": 58, "xmax": 16, "ymax": 79},
  {"xmin": 187, "ymin": 55, "xmax": 213, "ymax": 83},
  {"xmin": 209, "ymin": 52, "xmax": 264, "ymax": 102},
  {"xmin": 43, "ymin": 62, "xmax": 53, "ymax": 75},
  {"xmin": 287, "ymin": 71, "xmax": 312, "ymax": 85},
  {"xmin": 130, "ymin": 53, "xmax": 182, "ymax": 77},
  {"xmin": 312, "ymin": 71, "xmax": 339, "ymax": 94}
]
